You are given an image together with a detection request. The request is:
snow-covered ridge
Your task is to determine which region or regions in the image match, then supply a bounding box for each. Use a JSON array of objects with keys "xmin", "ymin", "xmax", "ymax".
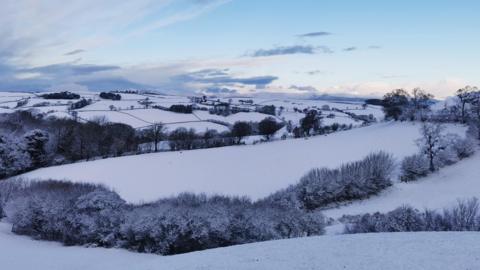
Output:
[{"xmin": 1, "ymin": 221, "xmax": 478, "ymax": 270}]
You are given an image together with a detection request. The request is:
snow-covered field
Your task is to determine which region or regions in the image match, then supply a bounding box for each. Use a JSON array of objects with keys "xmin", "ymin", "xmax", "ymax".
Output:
[
  {"xmin": 1, "ymin": 221, "xmax": 478, "ymax": 270},
  {"xmin": 19, "ymin": 122, "xmax": 466, "ymax": 204},
  {"xmin": 0, "ymin": 91, "xmax": 383, "ymax": 132}
]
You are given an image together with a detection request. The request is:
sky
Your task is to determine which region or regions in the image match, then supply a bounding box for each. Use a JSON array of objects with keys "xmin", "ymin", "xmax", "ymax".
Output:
[{"xmin": 1, "ymin": 0, "xmax": 479, "ymax": 98}]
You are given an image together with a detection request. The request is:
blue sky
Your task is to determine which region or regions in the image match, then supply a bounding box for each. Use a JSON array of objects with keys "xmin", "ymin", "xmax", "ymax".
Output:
[{"xmin": 1, "ymin": 0, "xmax": 479, "ymax": 97}]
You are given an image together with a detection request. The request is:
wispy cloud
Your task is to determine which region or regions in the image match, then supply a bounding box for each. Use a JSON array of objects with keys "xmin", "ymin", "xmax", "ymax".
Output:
[
  {"xmin": 249, "ymin": 45, "xmax": 333, "ymax": 57},
  {"xmin": 298, "ymin": 31, "xmax": 332, "ymax": 38},
  {"xmin": 343, "ymin": 47, "xmax": 357, "ymax": 52},
  {"xmin": 0, "ymin": 0, "xmax": 230, "ymax": 67},
  {"xmin": 23, "ymin": 62, "xmax": 120, "ymax": 76},
  {"xmin": 289, "ymin": 85, "xmax": 318, "ymax": 92},
  {"xmin": 64, "ymin": 49, "xmax": 85, "ymax": 56},
  {"xmin": 306, "ymin": 70, "xmax": 326, "ymax": 76}
]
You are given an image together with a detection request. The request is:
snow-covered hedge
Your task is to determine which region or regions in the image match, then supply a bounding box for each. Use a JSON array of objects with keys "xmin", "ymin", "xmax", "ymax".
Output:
[
  {"xmin": 344, "ymin": 198, "xmax": 480, "ymax": 233},
  {"xmin": 2, "ymin": 180, "xmax": 325, "ymax": 255},
  {"xmin": 263, "ymin": 152, "xmax": 395, "ymax": 211},
  {"xmin": 400, "ymin": 154, "xmax": 430, "ymax": 182}
]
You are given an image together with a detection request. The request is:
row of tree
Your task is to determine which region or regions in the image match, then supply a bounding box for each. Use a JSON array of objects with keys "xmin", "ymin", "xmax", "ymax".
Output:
[
  {"xmin": 140, "ymin": 117, "xmax": 284, "ymax": 152},
  {"xmin": 382, "ymin": 86, "xmax": 480, "ymax": 129},
  {"xmin": 0, "ymin": 180, "xmax": 325, "ymax": 255}
]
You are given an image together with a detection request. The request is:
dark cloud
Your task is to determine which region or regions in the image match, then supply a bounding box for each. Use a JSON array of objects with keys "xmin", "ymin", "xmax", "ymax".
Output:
[
  {"xmin": 298, "ymin": 31, "xmax": 332, "ymax": 38},
  {"xmin": 249, "ymin": 45, "xmax": 333, "ymax": 57},
  {"xmin": 64, "ymin": 49, "xmax": 85, "ymax": 56},
  {"xmin": 207, "ymin": 75, "xmax": 278, "ymax": 86}
]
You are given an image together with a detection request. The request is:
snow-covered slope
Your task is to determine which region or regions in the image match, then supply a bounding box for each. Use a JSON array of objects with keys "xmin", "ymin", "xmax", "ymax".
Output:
[
  {"xmin": 1, "ymin": 221, "xmax": 478, "ymax": 270},
  {"xmin": 19, "ymin": 122, "xmax": 466, "ymax": 203},
  {"xmin": 324, "ymin": 149, "xmax": 480, "ymax": 218}
]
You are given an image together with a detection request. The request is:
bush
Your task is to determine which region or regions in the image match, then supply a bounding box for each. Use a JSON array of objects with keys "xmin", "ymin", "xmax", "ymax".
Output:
[
  {"xmin": 400, "ymin": 154, "xmax": 430, "ymax": 182},
  {"xmin": 6, "ymin": 181, "xmax": 106, "ymax": 241},
  {"xmin": 264, "ymin": 152, "xmax": 395, "ymax": 211},
  {"xmin": 436, "ymin": 146, "xmax": 459, "ymax": 167},
  {"xmin": 345, "ymin": 198, "xmax": 480, "ymax": 233},
  {"xmin": 451, "ymin": 137, "xmax": 476, "ymax": 159}
]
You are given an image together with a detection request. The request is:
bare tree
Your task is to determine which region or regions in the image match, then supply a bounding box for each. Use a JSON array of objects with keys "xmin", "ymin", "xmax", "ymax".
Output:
[
  {"xmin": 231, "ymin": 121, "xmax": 252, "ymax": 144},
  {"xmin": 417, "ymin": 123, "xmax": 445, "ymax": 172},
  {"xmin": 410, "ymin": 88, "xmax": 434, "ymax": 120},
  {"xmin": 146, "ymin": 122, "xmax": 165, "ymax": 152}
]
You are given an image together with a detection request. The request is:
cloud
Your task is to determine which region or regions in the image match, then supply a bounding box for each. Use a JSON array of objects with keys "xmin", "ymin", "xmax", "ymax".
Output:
[
  {"xmin": 203, "ymin": 86, "xmax": 238, "ymax": 94},
  {"xmin": 64, "ymin": 49, "xmax": 85, "ymax": 56},
  {"xmin": 343, "ymin": 47, "xmax": 357, "ymax": 52},
  {"xmin": 306, "ymin": 70, "xmax": 326, "ymax": 76},
  {"xmin": 23, "ymin": 62, "xmax": 120, "ymax": 76},
  {"xmin": 176, "ymin": 69, "xmax": 278, "ymax": 87},
  {"xmin": 78, "ymin": 77, "xmax": 150, "ymax": 90},
  {"xmin": 249, "ymin": 45, "xmax": 332, "ymax": 57},
  {"xmin": 298, "ymin": 31, "xmax": 332, "ymax": 38},
  {"xmin": 368, "ymin": 45, "xmax": 382, "ymax": 49},
  {"xmin": 289, "ymin": 85, "xmax": 318, "ymax": 93}
]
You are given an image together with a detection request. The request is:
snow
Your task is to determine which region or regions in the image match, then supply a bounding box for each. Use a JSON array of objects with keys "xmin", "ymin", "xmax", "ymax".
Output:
[
  {"xmin": 19, "ymin": 122, "xmax": 466, "ymax": 203},
  {"xmin": 194, "ymin": 110, "xmax": 277, "ymax": 124},
  {"xmin": 324, "ymin": 149, "xmax": 480, "ymax": 218},
  {"xmin": 0, "ymin": 221, "xmax": 479, "ymax": 270},
  {"xmin": 126, "ymin": 109, "xmax": 199, "ymax": 123},
  {"xmin": 163, "ymin": 121, "xmax": 229, "ymax": 133},
  {"xmin": 77, "ymin": 110, "xmax": 150, "ymax": 128},
  {"xmin": 0, "ymin": 108, "xmax": 14, "ymax": 114}
]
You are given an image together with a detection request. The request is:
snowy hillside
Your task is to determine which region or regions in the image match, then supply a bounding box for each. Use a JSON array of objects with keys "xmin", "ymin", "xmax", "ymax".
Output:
[
  {"xmin": 1, "ymin": 221, "xmax": 478, "ymax": 270},
  {"xmin": 19, "ymin": 122, "xmax": 466, "ymax": 203},
  {"xmin": 0, "ymin": 91, "xmax": 381, "ymax": 132}
]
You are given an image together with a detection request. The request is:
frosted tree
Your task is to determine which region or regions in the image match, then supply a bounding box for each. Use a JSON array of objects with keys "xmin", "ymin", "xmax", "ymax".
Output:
[
  {"xmin": 23, "ymin": 129, "xmax": 50, "ymax": 168},
  {"xmin": 456, "ymin": 86, "xmax": 477, "ymax": 123}
]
